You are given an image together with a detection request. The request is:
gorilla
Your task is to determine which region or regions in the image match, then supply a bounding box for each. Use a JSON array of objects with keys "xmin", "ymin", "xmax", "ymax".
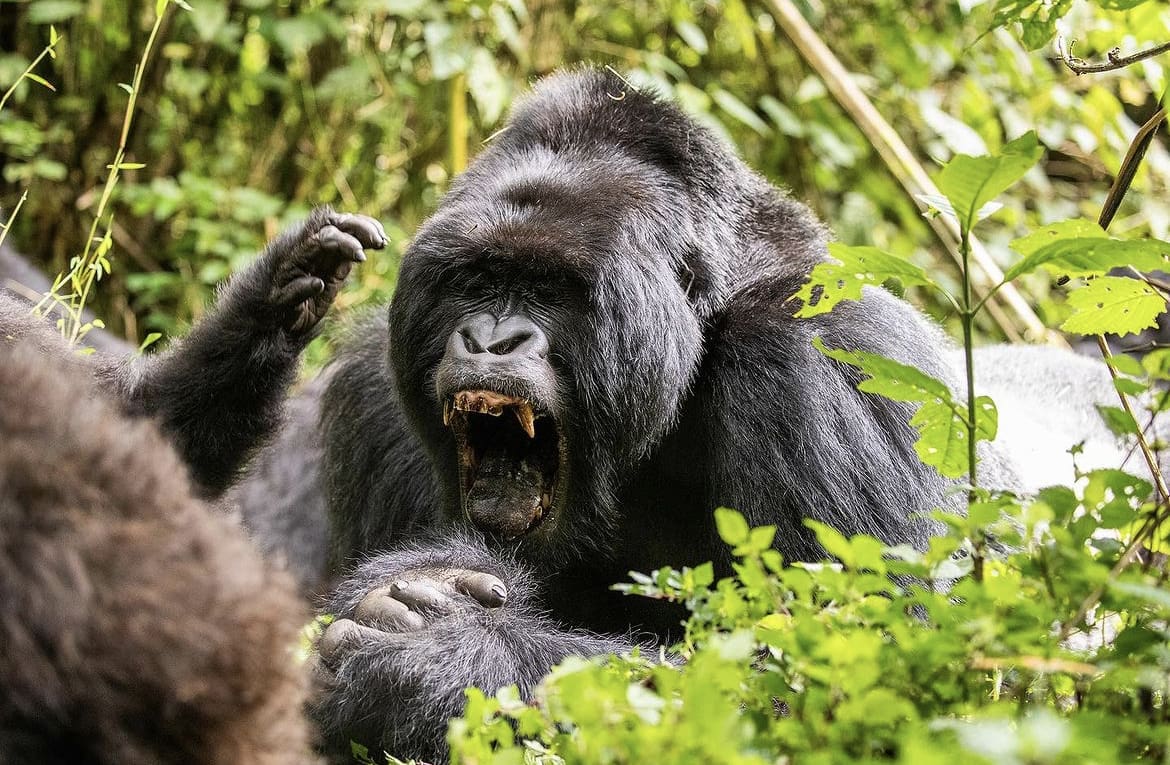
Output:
[
  {"xmin": 306, "ymin": 69, "xmax": 1147, "ymax": 760},
  {"xmin": 0, "ymin": 207, "xmax": 387, "ymax": 498},
  {"xmin": 0, "ymin": 340, "xmax": 313, "ymax": 765}
]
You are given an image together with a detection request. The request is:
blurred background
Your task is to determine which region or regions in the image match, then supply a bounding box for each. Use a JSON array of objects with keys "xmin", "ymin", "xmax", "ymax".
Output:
[{"xmin": 0, "ymin": 0, "xmax": 1167, "ymax": 360}]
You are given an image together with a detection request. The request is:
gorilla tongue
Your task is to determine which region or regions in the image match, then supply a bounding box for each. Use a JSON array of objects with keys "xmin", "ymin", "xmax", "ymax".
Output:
[{"xmin": 465, "ymin": 448, "xmax": 545, "ymax": 538}]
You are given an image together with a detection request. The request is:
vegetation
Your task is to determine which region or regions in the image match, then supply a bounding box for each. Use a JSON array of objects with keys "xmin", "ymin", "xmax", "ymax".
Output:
[{"xmin": 3, "ymin": 0, "xmax": 1170, "ymax": 762}]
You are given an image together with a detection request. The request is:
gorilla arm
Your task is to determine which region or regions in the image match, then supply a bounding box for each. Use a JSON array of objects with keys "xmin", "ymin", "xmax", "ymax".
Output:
[
  {"xmin": 102, "ymin": 207, "xmax": 386, "ymax": 496},
  {"xmin": 312, "ymin": 535, "xmax": 635, "ymax": 762}
]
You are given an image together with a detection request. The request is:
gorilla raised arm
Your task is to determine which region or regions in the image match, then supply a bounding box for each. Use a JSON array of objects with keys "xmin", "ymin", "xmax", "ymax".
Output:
[
  {"xmin": 0, "ymin": 207, "xmax": 386, "ymax": 496},
  {"xmin": 311, "ymin": 70, "xmax": 1131, "ymax": 760}
]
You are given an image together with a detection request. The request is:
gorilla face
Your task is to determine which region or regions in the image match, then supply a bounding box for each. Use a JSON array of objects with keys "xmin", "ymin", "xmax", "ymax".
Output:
[{"xmin": 388, "ymin": 148, "xmax": 705, "ymax": 561}]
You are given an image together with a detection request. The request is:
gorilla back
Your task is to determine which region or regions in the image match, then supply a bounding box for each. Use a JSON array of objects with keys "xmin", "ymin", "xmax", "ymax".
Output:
[{"xmin": 323, "ymin": 67, "xmax": 989, "ymax": 631}]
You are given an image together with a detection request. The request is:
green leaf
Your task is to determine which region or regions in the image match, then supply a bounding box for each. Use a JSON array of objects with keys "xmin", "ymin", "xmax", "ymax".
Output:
[
  {"xmin": 935, "ymin": 131, "xmax": 1043, "ymax": 236},
  {"xmin": 1061, "ymin": 276, "xmax": 1167, "ymax": 337},
  {"xmin": 710, "ymin": 88, "xmax": 769, "ymax": 136},
  {"xmin": 812, "ymin": 337, "xmax": 993, "ymax": 477},
  {"xmin": 793, "ymin": 243, "xmax": 932, "ymax": 317},
  {"xmin": 23, "ymin": 73, "xmax": 55, "ymax": 92},
  {"xmin": 467, "ymin": 49, "xmax": 509, "ymax": 125},
  {"xmin": 1009, "ymin": 219, "xmax": 1106, "ymax": 258},
  {"xmin": 714, "ymin": 507, "xmax": 750, "ymax": 546},
  {"xmin": 1111, "ymin": 580, "xmax": 1170, "ymax": 610},
  {"xmin": 991, "ymin": 0, "xmax": 1073, "ymax": 49},
  {"xmin": 1095, "ymin": 405, "xmax": 1139, "ymax": 436},
  {"xmin": 672, "ymin": 19, "xmax": 708, "ymax": 55},
  {"xmin": 1006, "ymin": 236, "xmax": 1170, "ymax": 282},
  {"xmin": 805, "ymin": 519, "xmax": 853, "ymax": 566}
]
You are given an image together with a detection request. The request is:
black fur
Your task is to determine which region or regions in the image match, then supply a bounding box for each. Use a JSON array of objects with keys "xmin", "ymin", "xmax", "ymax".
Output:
[{"xmin": 309, "ymin": 69, "xmax": 1017, "ymax": 760}]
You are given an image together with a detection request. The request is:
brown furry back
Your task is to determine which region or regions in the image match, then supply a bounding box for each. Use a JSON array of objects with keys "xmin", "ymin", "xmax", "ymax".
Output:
[{"xmin": 0, "ymin": 341, "xmax": 312, "ymax": 765}]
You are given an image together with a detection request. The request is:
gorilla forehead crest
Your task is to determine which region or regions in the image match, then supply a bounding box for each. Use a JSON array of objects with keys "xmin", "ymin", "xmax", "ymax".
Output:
[{"xmin": 389, "ymin": 70, "xmax": 724, "ymax": 551}]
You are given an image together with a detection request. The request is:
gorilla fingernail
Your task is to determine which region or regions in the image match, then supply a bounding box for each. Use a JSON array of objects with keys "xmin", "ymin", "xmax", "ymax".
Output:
[
  {"xmin": 490, "ymin": 584, "xmax": 508, "ymax": 603},
  {"xmin": 393, "ymin": 580, "xmax": 410, "ymax": 591}
]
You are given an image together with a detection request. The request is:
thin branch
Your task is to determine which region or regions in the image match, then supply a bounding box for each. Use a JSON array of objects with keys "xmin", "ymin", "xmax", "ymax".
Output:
[{"xmin": 1057, "ymin": 36, "xmax": 1170, "ymax": 75}]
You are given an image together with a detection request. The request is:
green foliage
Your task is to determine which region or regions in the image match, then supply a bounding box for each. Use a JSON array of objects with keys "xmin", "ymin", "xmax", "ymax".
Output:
[{"xmin": 451, "ymin": 502, "xmax": 1170, "ymax": 764}]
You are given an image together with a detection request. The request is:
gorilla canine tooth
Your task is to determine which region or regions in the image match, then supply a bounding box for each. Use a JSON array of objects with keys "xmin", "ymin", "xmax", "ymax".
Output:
[
  {"xmin": 443, "ymin": 399, "xmax": 453, "ymax": 426},
  {"xmin": 515, "ymin": 403, "xmax": 536, "ymax": 438}
]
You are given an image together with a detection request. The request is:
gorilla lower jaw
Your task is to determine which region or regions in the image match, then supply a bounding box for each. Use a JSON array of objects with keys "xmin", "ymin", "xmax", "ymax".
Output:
[{"xmin": 445, "ymin": 388, "xmax": 561, "ymax": 539}]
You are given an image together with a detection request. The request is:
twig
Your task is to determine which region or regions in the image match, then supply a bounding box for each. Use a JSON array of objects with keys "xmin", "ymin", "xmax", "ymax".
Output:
[
  {"xmin": 1057, "ymin": 36, "xmax": 1170, "ymax": 75},
  {"xmin": 763, "ymin": 0, "xmax": 1062, "ymax": 345}
]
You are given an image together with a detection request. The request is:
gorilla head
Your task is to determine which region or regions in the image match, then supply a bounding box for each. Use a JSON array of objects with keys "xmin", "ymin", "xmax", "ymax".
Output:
[{"xmin": 385, "ymin": 71, "xmax": 780, "ymax": 560}]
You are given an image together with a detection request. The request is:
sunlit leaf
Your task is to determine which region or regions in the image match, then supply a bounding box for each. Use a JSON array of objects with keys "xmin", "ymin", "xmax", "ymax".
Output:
[
  {"xmin": 793, "ymin": 243, "xmax": 932, "ymax": 317},
  {"xmin": 936, "ymin": 131, "xmax": 1043, "ymax": 236},
  {"xmin": 1061, "ymin": 276, "xmax": 1167, "ymax": 337}
]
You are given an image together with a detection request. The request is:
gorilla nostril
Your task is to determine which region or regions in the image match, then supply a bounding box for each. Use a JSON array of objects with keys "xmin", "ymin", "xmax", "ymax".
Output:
[
  {"xmin": 461, "ymin": 331, "xmax": 484, "ymax": 355},
  {"xmin": 487, "ymin": 333, "xmax": 531, "ymax": 356}
]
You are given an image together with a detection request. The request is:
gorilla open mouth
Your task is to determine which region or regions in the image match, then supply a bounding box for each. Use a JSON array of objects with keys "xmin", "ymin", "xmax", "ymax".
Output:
[{"xmin": 443, "ymin": 389, "xmax": 561, "ymax": 539}]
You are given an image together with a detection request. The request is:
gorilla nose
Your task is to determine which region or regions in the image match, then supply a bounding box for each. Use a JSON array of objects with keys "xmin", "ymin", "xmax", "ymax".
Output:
[{"xmin": 451, "ymin": 313, "xmax": 549, "ymax": 360}]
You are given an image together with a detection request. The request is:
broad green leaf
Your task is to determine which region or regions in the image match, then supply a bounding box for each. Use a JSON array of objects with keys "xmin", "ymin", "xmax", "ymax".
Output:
[
  {"xmin": 916, "ymin": 193, "xmax": 1001, "ymax": 224},
  {"xmin": 935, "ymin": 131, "xmax": 1043, "ymax": 235},
  {"xmin": 812, "ymin": 338, "xmax": 995, "ymax": 478},
  {"xmin": 793, "ymin": 243, "xmax": 932, "ymax": 317},
  {"xmin": 28, "ymin": 0, "xmax": 83, "ymax": 24},
  {"xmin": 1008, "ymin": 218, "xmax": 1106, "ymax": 259},
  {"xmin": 805, "ymin": 519, "xmax": 853, "ymax": 566},
  {"xmin": 468, "ymin": 49, "xmax": 509, "ymax": 125},
  {"xmin": 714, "ymin": 507, "xmax": 749, "ymax": 546},
  {"xmin": 1111, "ymin": 580, "xmax": 1170, "ymax": 610},
  {"xmin": 1061, "ymin": 276, "xmax": 1167, "ymax": 337},
  {"xmin": 1006, "ymin": 236, "xmax": 1170, "ymax": 282}
]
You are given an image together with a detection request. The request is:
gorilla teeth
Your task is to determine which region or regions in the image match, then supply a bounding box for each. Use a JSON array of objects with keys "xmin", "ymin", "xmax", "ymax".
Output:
[{"xmin": 448, "ymin": 390, "xmax": 537, "ymax": 439}]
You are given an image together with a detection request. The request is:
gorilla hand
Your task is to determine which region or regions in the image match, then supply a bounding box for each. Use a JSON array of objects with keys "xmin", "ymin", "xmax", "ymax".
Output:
[
  {"xmin": 265, "ymin": 207, "xmax": 387, "ymax": 334},
  {"xmin": 106, "ymin": 206, "xmax": 385, "ymax": 497},
  {"xmin": 317, "ymin": 566, "xmax": 508, "ymax": 662},
  {"xmin": 309, "ymin": 536, "xmax": 634, "ymax": 763}
]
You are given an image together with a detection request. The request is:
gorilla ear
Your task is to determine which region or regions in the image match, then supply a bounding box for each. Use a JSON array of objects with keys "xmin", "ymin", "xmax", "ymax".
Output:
[{"xmin": 676, "ymin": 245, "xmax": 731, "ymax": 321}]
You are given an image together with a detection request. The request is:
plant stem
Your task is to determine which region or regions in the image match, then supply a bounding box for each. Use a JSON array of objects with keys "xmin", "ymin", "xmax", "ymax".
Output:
[
  {"xmin": 0, "ymin": 35, "xmax": 61, "ymax": 114},
  {"xmin": 960, "ymin": 229, "xmax": 978, "ymax": 500}
]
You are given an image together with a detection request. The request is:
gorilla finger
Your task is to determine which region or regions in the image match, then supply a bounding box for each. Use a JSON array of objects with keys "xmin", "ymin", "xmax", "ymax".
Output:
[
  {"xmin": 389, "ymin": 578, "xmax": 458, "ymax": 615},
  {"xmin": 450, "ymin": 571, "xmax": 508, "ymax": 608},
  {"xmin": 312, "ymin": 225, "xmax": 367, "ymax": 263},
  {"xmin": 328, "ymin": 212, "xmax": 389, "ymax": 250},
  {"xmin": 355, "ymin": 586, "xmax": 427, "ymax": 632},
  {"xmin": 272, "ymin": 276, "xmax": 325, "ymax": 307},
  {"xmin": 317, "ymin": 618, "xmax": 386, "ymax": 665}
]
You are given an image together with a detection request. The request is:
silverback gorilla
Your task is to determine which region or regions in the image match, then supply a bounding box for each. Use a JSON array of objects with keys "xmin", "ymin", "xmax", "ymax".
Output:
[{"xmin": 308, "ymin": 69, "xmax": 1139, "ymax": 759}]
